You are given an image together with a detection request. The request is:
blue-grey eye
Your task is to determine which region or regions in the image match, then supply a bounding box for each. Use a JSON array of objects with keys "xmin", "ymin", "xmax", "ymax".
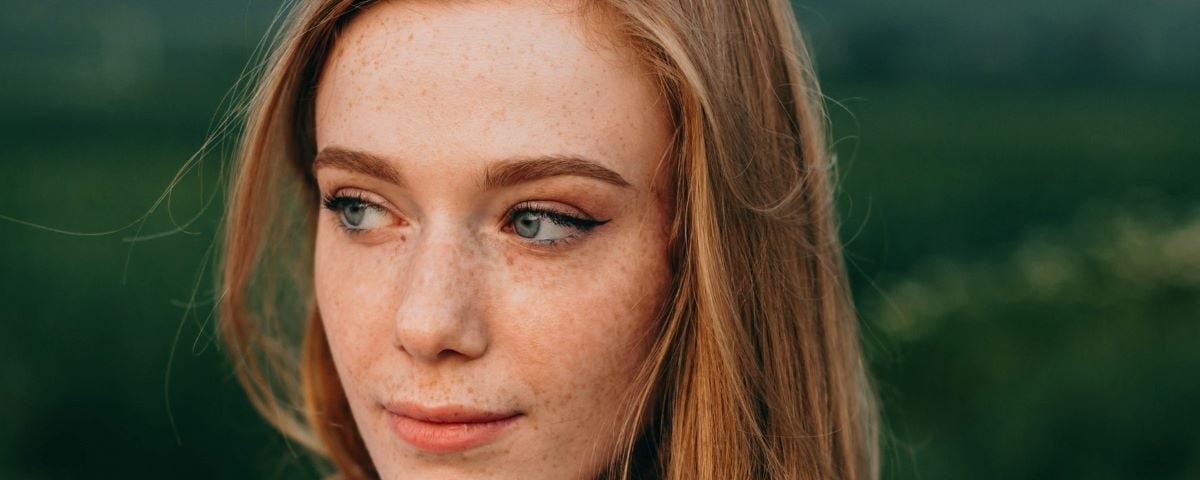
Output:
[
  {"xmin": 341, "ymin": 201, "xmax": 387, "ymax": 230},
  {"xmin": 509, "ymin": 208, "xmax": 605, "ymax": 243},
  {"xmin": 514, "ymin": 211, "xmax": 542, "ymax": 238},
  {"xmin": 322, "ymin": 194, "xmax": 390, "ymax": 232},
  {"xmin": 342, "ymin": 202, "xmax": 368, "ymax": 227}
]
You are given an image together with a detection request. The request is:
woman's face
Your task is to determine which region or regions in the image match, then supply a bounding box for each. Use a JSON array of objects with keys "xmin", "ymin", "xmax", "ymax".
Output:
[{"xmin": 311, "ymin": 1, "xmax": 672, "ymax": 478}]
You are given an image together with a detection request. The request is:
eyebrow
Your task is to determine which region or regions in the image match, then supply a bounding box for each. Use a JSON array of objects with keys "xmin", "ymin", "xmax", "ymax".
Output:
[
  {"xmin": 484, "ymin": 155, "xmax": 631, "ymax": 189},
  {"xmin": 312, "ymin": 147, "xmax": 632, "ymax": 189},
  {"xmin": 313, "ymin": 147, "xmax": 404, "ymax": 186}
]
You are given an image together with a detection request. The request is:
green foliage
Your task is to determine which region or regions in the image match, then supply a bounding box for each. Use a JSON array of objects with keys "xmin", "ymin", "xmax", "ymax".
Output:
[{"xmin": 864, "ymin": 207, "xmax": 1200, "ymax": 479}]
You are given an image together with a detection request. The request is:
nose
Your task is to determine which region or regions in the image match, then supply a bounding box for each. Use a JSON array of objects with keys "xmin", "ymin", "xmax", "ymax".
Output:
[{"xmin": 392, "ymin": 226, "xmax": 490, "ymax": 363}]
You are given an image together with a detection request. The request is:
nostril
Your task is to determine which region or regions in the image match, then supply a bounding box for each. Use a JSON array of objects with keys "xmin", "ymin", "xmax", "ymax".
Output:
[
  {"xmin": 435, "ymin": 348, "xmax": 469, "ymax": 361},
  {"xmin": 392, "ymin": 315, "xmax": 487, "ymax": 362},
  {"xmin": 391, "ymin": 251, "xmax": 489, "ymax": 362}
]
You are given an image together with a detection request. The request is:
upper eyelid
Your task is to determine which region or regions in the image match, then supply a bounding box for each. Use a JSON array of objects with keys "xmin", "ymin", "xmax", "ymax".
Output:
[
  {"xmin": 508, "ymin": 200, "xmax": 598, "ymax": 221},
  {"xmin": 521, "ymin": 209, "xmax": 601, "ymax": 228},
  {"xmin": 330, "ymin": 187, "xmax": 387, "ymax": 204},
  {"xmin": 324, "ymin": 188, "xmax": 401, "ymax": 214}
]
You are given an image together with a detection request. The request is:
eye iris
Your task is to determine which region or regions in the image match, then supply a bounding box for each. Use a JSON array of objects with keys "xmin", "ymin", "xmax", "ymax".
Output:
[
  {"xmin": 514, "ymin": 212, "xmax": 541, "ymax": 238},
  {"xmin": 342, "ymin": 203, "xmax": 367, "ymax": 227}
]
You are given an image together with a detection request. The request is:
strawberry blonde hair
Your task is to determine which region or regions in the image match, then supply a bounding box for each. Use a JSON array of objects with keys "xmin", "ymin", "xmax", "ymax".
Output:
[{"xmin": 219, "ymin": 0, "xmax": 879, "ymax": 478}]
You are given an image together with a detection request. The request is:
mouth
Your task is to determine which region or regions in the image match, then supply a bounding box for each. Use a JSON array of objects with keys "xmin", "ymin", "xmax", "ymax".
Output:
[{"xmin": 383, "ymin": 402, "xmax": 523, "ymax": 453}]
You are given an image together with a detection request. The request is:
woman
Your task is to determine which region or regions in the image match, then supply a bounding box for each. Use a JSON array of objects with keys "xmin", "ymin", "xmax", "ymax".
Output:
[{"xmin": 219, "ymin": 0, "xmax": 877, "ymax": 478}]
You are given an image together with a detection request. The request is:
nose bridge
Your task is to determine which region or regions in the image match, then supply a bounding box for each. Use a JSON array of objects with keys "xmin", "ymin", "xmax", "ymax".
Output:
[
  {"xmin": 393, "ymin": 220, "xmax": 488, "ymax": 362},
  {"xmin": 412, "ymin": 224, "xmax": 477, "ymax": 293}
]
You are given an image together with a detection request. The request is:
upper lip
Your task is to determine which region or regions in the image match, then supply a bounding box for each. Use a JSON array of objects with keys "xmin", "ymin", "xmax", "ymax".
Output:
[{"xmin": 384, "ymin": 402, "xmax": 521, "ymax": 423}]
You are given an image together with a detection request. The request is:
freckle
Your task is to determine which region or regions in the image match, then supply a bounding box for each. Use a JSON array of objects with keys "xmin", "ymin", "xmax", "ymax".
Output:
[
  {"xmin": 407, "ymin": 32, "xmax": 414, "ymax": 41},
  {"xmin": 505, "ymin": 253, "xmax": 514, "ymax": 266}
]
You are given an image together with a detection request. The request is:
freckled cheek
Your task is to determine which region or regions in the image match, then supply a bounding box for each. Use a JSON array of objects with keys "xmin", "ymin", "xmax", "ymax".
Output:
[
  {"xmin": 313, "ymin": 232, "xmax": 402, "ymax": 385},
  {"xmin": 499, "ymin": 244, "xmax": 669, "ymax": 419}
]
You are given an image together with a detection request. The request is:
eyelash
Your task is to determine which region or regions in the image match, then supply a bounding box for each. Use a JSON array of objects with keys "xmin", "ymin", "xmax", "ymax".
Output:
[
  {"xmin": 505, "ymin": 201, "xmax": 608, "ymax": 248},
  {"xmin": 321, "ymin": 192, "xmax": 382, "ymax": 235},
  {"xmin": 318, "ymin": 193, "xmax": 607, "ymax": 246}
]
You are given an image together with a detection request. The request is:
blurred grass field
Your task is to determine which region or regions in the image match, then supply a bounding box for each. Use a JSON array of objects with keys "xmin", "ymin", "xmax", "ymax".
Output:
[{"xmin": 2, "ymin": 1, "xmax": 1198, "ymax": 478}]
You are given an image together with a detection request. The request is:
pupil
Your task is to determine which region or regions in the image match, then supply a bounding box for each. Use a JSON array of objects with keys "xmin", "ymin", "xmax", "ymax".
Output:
[
  {"xmin": 343, "ymin": 203, "xmax": 366, "ymax": 227},
  {"xmin": 514, "ymin": 212, "xmax": 541, "ymax": 238}
]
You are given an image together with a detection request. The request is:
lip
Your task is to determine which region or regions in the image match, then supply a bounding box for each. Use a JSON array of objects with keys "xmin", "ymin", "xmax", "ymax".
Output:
[{"xmin": 384, "ymin": 402, "xmax": 522, "ymax": 453}]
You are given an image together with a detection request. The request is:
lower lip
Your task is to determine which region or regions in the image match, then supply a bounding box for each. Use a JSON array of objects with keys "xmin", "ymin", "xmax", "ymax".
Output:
[{"xmin": 386, "ymin": 412, "xmax": 521, "ymax": 453}]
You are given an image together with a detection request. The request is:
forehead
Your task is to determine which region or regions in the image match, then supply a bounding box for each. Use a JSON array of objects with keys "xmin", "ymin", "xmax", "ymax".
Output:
[{"xmin": 313, "ymin": 0, "xmax": 669, "ymax": 183}]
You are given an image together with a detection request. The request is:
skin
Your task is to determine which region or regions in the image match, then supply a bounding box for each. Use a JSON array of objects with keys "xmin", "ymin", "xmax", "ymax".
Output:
[{"xmin": 311, "ymin": 1, "xmax": 673, "ymax": 478}]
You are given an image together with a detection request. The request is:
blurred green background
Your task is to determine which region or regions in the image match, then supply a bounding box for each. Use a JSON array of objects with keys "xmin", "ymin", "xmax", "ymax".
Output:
[{"xmin": 1, "ymin": 1, "xmax": 1196, "ymax": 478}]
